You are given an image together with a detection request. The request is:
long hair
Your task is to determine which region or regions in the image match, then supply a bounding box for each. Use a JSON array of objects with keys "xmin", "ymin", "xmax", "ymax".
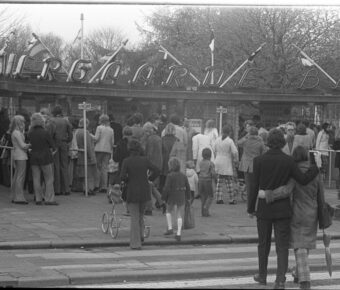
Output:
[{"xmin": 9, "ymin": 115, "xmax": 25, "ymax": 133}]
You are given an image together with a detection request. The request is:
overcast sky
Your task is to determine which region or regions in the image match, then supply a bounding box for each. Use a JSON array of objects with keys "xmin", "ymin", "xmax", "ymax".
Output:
[{"xmin": 1, "ymin": 0, "xmax": 340, "ymax": 48}]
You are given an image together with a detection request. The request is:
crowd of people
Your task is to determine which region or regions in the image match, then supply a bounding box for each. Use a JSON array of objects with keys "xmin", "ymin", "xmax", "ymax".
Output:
[{"xmin": 0, "ymin": 106, "xmax": 339, "ymax": 288}]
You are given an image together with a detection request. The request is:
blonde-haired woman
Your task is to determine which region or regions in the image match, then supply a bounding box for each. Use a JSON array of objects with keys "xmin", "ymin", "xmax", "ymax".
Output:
[
  {"xmin": 204, "ymin": 119, "xmax": 219, "ymax": 146},
  {"xmin": 10, "ymin": 115, "xmax": 30, "ymax": 204},
  {"xmin": 94, "ymin": 114, "xmax": 114, "ymax": 193}
]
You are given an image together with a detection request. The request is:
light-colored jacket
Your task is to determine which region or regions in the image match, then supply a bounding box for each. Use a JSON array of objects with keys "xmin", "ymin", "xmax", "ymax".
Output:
[
  {"xmin": 238, "ymin": 135, "xmax": 266, "ymax": 173},
  {"xmin": 94, "ymin": 125, "xmax": 114, "ymax": 154},
  {"xmin": 186, "ymin": 168, "xmax": 198, "ymax": 194},
  {"xmin": 213, "ymin": 136, "xmax": 238, "ymax": 176},
  {"xmin": 192, "ymin": 133, "xmax": 215, "ymax": 172},
  {"xmin": 11, "ymin": 130, "xmax": 28, "ymax": 161},
  {"xmin": 316, "ymin": 130, "xmax": 330, "ymax": 156}
]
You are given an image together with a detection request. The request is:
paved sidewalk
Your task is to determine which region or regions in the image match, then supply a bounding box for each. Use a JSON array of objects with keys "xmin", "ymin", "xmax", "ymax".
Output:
[{"xmin": 0, "ymin": 185, "xmax": 340, "ymax": 249}]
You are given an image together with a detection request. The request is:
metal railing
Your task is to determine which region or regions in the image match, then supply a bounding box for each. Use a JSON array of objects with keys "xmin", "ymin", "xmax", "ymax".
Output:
[{"xmin": 310, "ymin": 148, "xmax": 340, "ymax": 188}]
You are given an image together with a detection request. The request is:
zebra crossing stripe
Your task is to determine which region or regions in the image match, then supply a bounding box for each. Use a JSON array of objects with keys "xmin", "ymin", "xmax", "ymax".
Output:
[
  {"xmin": 16, "ymin": 240, "xmax": 340, "ymax": 259},
  {"xmin": 72, "ymin": 271, "xmax": 340, "ymax": 288}
]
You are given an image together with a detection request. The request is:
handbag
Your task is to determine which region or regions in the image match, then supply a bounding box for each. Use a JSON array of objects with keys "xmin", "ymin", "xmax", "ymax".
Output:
[
  {"xmin": 318, "ymin": 202, "xmax": 334, "ymax": 230},
  {"xmin": 317, "ymin": 177, "xmax": 334, "ymax": 230},
  {"xmin": 183, "ymin": 200, "xmax": 195, "ymax": 229}
]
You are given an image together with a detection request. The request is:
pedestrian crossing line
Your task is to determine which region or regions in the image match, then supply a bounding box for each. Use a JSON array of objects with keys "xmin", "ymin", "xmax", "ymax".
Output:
[
  {"xmin": 42, "ymin": 260, "xmax": 148, "ymax": 270},
  {"xmin": 72, "ymin": 271, "xmax": 340, "ymax": 288},
  {"xmin": 39, "ymin": 252, "xmax": 333, "ymax": 270},
  {"xmin": 16, "ymin": 252, "xmax": 123, "ymax": 259},
  {"xmin": 15, "ymin": 240, "xmax": 338, "ymax": 259}
]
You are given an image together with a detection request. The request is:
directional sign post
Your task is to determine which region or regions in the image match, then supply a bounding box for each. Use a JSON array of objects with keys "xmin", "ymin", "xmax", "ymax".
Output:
[
  {"xmin": 78, "ymin": 102, "xmax": 92, "ymax": 197},
  {"xmin": 216, "ymin": 106, "xmax": 227, "ymax": 136}
]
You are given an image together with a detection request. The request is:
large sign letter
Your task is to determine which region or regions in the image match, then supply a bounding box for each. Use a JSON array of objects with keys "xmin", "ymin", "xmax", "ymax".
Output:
[
  {"xmin": 162, "ymin": 65, "xmax": 188, "ymax": 87},
  {"xmin": 99, "ymin": 60, "xmax": 121, "ymax": 84},
  {"xmin": 298, "ymin": 68, "xmax": 319, "ymax": 90},
  {"xmin": 67, "ymin": 59, "xmax": 91, "ymax": 82},
  {"xmin": 202, "ymin": 66, "xmax": 225, "ymax": 87},
  {"xmin": 129, "ymin": 63, "xmax": 155, "ymax": 86},
  {"xmin": 37, "ymin": 57, "xmax": 62, "ymax": 81}
]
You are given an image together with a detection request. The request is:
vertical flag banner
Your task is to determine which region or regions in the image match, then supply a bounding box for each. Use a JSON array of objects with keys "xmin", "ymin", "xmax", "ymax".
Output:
[
  {"xmin": 209, "ymin": 30, "xmax": 215, "ymax": 52},
  {"xmin": 26, "ymin": 35, "xmax": 48, "ymax": 58}
]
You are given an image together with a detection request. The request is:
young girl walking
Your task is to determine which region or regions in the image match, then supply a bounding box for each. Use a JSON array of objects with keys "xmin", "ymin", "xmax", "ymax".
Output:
[
  {"xmin": 198, "ymin": 148, "xmax": 216, "ymax": 217},
  {"xmin": 162, "ymin": 157, "xmax": 191, "ymax": 242}
]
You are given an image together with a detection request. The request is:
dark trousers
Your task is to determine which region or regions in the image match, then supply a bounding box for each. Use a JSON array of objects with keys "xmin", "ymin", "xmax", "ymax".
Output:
[
  {"xmin": 244, "ymin": 172, "xmax": 254, "ymax": 202},
  {"xmin": 53, "ymin": 142, "xmax": 69, "ymax": 194},
  {"xmin": 127, "ymin": 202, "xmax": 147, "ymax": 249},
  {"xmin": 199, "ymin": 179, "xmax": 213, "ymax": 216},
  {"xmin": 257, "ymin": 217, "xmax": 290, "ymax": 283}
]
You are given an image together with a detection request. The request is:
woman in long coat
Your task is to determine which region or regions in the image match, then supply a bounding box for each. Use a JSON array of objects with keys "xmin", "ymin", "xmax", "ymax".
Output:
[
  {"xmin": 213, "ymin": 124, "xmax": 239, "ymax": 204},
  {"xmin": 120, "ymin": 140, "xmax": 160, "ymax": 250},
  {"xmin": 290, "ymin": 146, "xmax": 321, "ymax": 290},
  {"xmin": 237, "ymin": 126, "xmax": 266, "ymax": 202},
  {"xmin": 160, "ymin": 123, "xmax": 177, "ymax": 192},
  {"xmin": 75, "ymin": 118, "xmax": 97, "ymax": 196}
]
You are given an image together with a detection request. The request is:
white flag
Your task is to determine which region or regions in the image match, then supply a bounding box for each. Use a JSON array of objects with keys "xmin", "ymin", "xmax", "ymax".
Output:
[
  {"xmin": 301, "ymin": 57, "xmax": 313, "ymax": 67},
  {"xmin": 209, "ymin": 30, "xmax": 215, "ymax": 52}
]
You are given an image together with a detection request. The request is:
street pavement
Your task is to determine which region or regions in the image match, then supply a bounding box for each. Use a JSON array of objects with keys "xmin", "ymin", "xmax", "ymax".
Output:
[
  {"xmin": 0, "ymin": 184, "xmax": 340, "ymax": 287},
  {"xmin": 1, "ymin": 184, "xmax": 340, "ymax": 249}
]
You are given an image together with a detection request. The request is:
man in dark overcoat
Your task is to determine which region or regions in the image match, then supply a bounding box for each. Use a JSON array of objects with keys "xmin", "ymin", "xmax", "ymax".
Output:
[{"xmin": 248, "ymin": 128, "xmax": 319, "ymax": 289}]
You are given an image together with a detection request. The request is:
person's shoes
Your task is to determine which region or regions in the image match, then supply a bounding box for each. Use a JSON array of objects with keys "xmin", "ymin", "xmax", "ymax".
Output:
[
  {"xmin": 87, "ymin": 190, "xmax": 96, "ymax": 196},
  {"xmin": 123, "ymin": 212, "xmax": 130, "ymax": 216},
  {"xmin": 216, "ymin": 200, "xmax": 224, "ymax": 204},
  {"xmin": 299, "ymin": 281, "xmax": 311, "ymax": 290},
  {"xmin": 161, "ymin": 204, "xmax": 167, "ymax": 215},
  {"xmin": 13, "ymin": 201, "xmax": 28, "ymax": 204},
  {"xmin": 229, "ymin": 200, "xmax": 237, "ymax": 205},
  {"xmin": 164, "ymin": 229, "xmax": 174, "ymax": 235},
  {"xmin": 55, "ymin": 192, "xmax": 62, "ymax": 196},
  {"xmin": 35, "ymin": 201, "xmax": 43, "ymax": 205},
  {"xmin": 45, "ymin": 201, "xmax": 59, "ymax": 205},
  {"xmin": 273, "ymin": 281, "xmax": 285, "ymax": 289},
  {"xmin": 144, "ymin": 210, "xmax": 153, "ymax": 216},
  {"xmin": 130, "ymin": 247, "xmax": 142, "ymax": 250},
  {"xmin": 253, "ymin": 274, "xmax": 266, "ymax": 285},
  {"xmin": 195, "ymin": 195, "xmax": 200, "ymax": 199},
  {"xmin": 64, "ymin": 192, "xmax": 70, "ymax": 196},
  {"xmin": 175, "ymin": 235, "xmax": 181, "ymax": 242}
]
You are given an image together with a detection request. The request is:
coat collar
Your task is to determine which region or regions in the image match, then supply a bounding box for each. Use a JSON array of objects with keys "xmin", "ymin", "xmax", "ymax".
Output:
[{"xmin": 266, "ymin": 148, "xmax": 285, "ymax": 155}]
